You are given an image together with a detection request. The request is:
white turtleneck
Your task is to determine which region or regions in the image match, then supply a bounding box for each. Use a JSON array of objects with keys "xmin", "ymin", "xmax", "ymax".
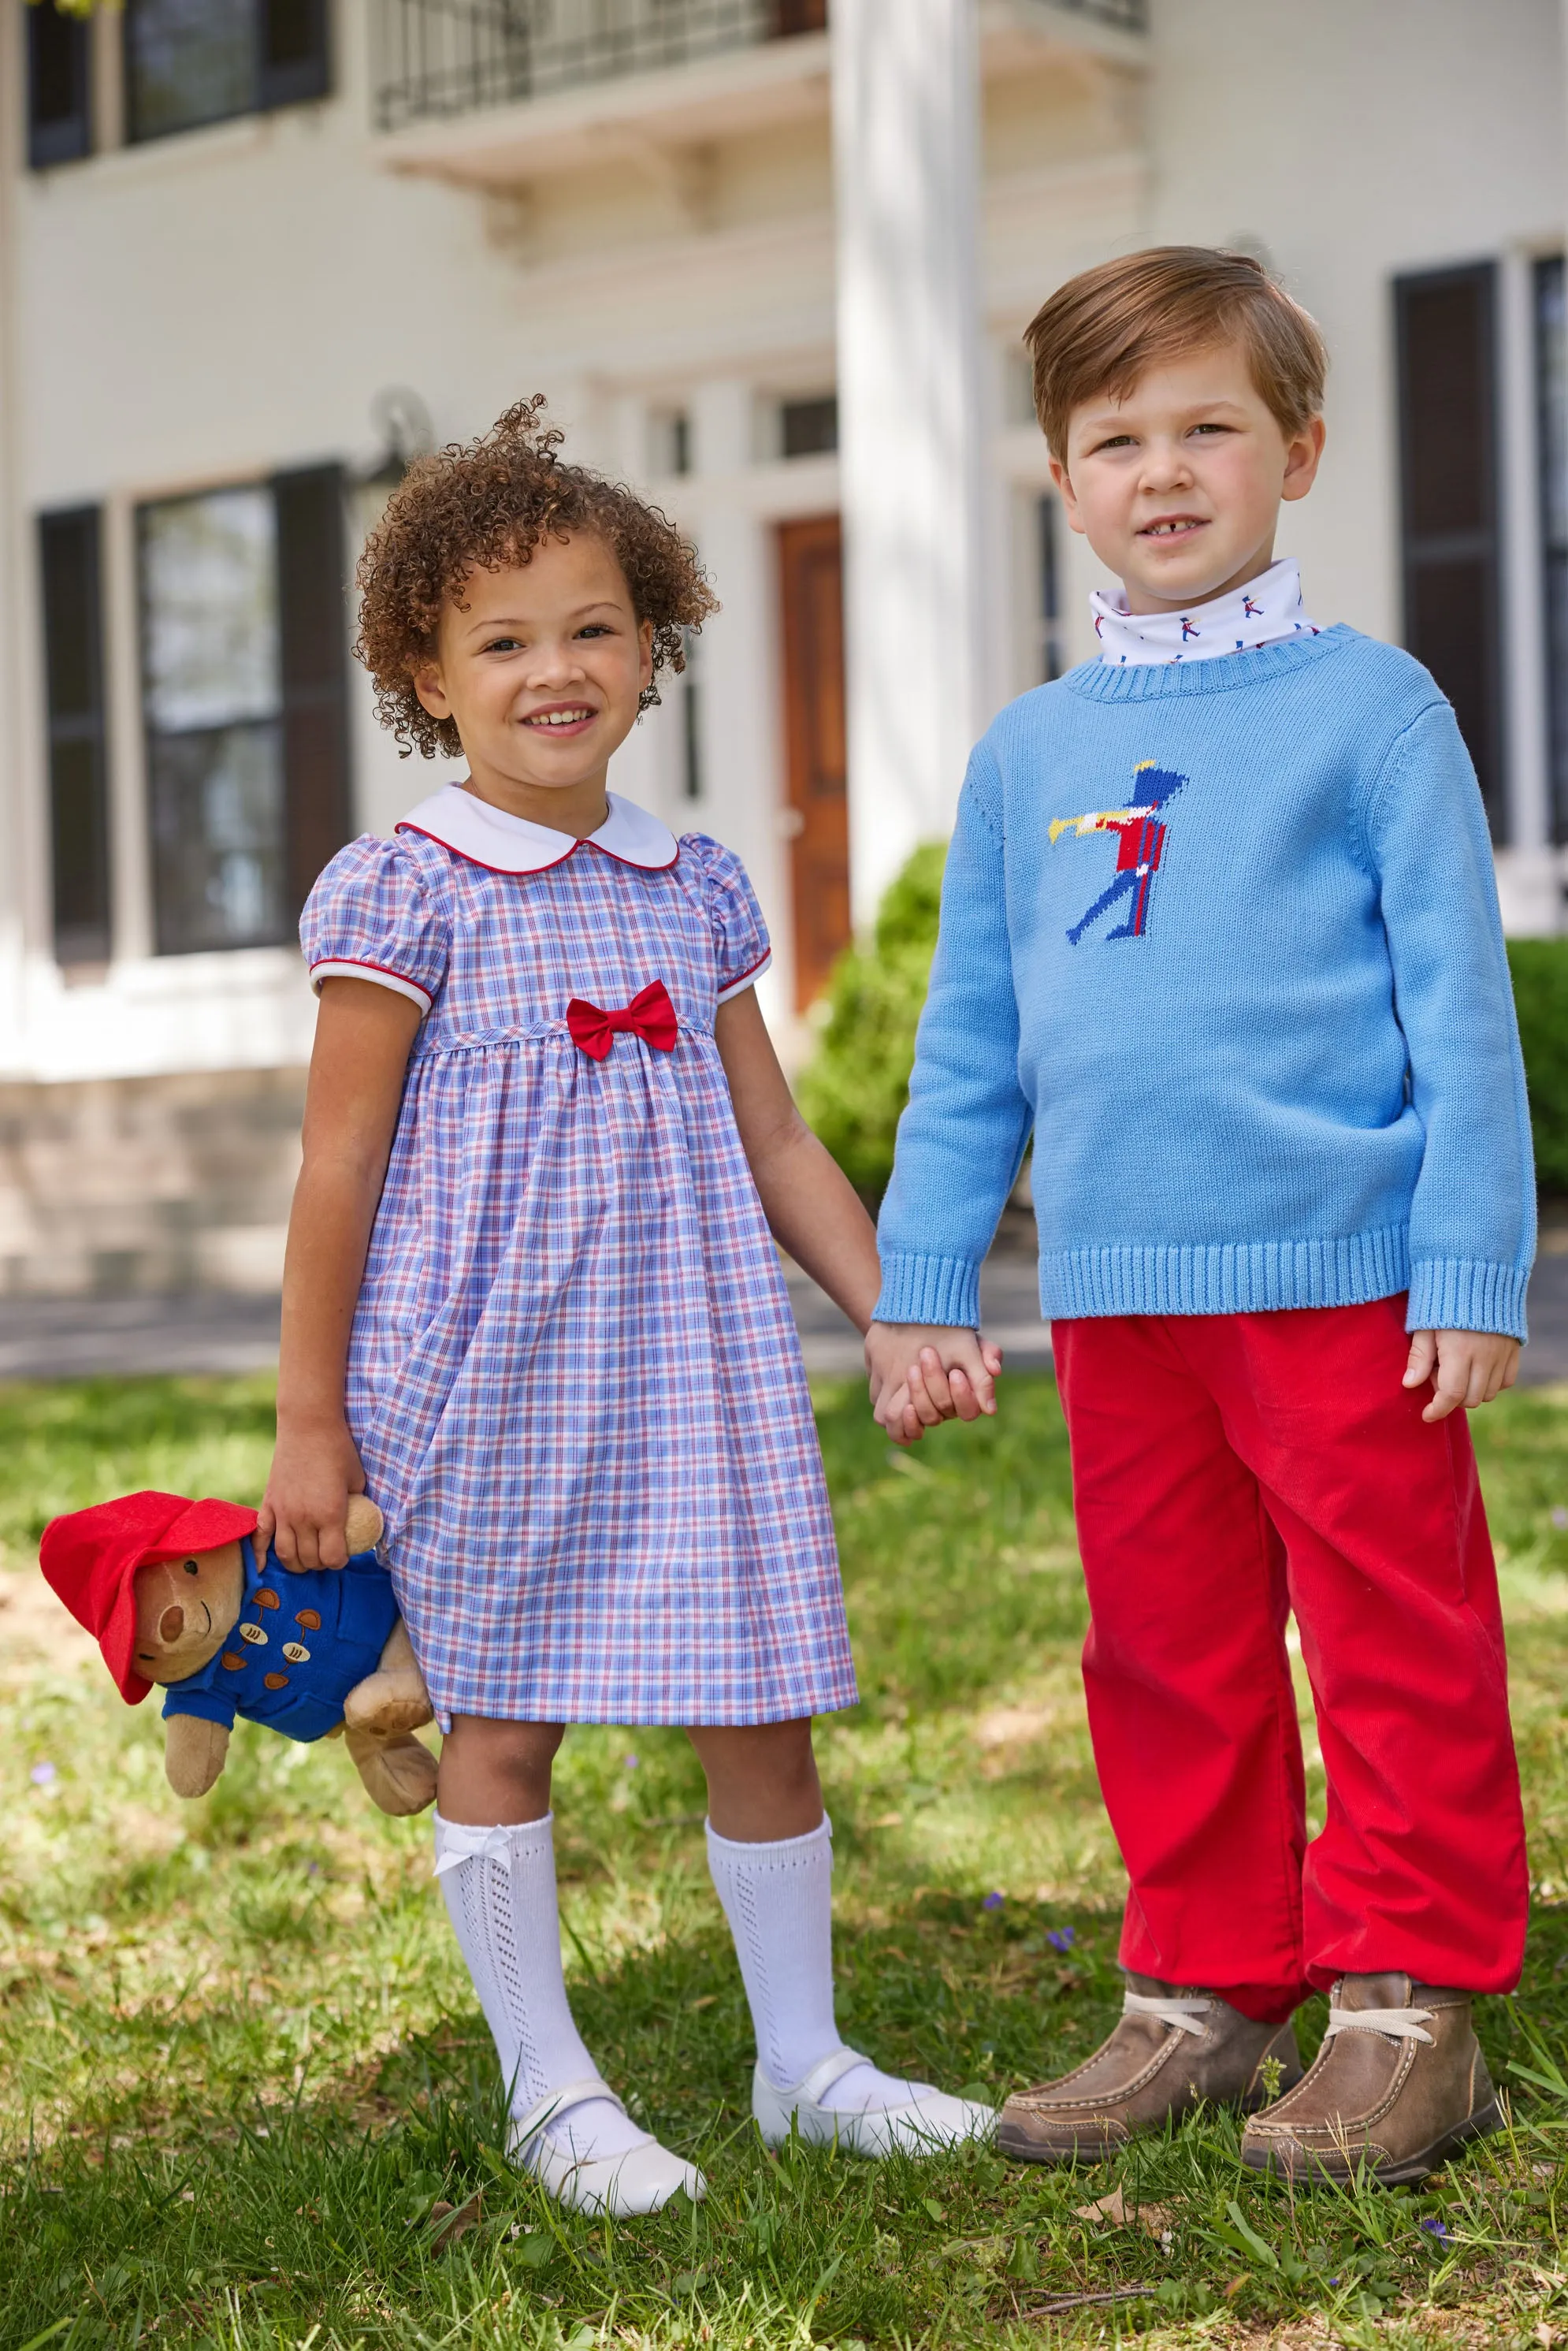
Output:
[{"xmin": 1091, "ymin": 557, "xmax": 1321, "ymax": 667}]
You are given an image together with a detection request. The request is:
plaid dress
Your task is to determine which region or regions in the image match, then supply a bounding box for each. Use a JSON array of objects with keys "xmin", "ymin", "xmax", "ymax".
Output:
[{"xmin": 300, "ymin": 786, "xmax": 856, "ymax": 1730}]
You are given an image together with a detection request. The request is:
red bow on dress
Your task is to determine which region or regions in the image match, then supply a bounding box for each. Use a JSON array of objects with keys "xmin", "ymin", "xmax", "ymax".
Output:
[{"xmin": 565, "ymin": 978, "xmax": 679, "ymax": 1062}]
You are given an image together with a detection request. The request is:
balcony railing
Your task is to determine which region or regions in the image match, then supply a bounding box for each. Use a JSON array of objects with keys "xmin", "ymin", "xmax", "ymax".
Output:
[
  {"xmin": 372, "ymin": 0, "xmax": 1146, "ymax": 135},
  {"xmin": 373, "ymin": 1, "xmax": 827, "ymax": 132}
]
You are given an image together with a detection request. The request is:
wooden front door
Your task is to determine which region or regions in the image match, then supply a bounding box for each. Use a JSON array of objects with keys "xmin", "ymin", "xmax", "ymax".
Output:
[{"xmin": 778, "ymin": 513, "xmax": 851, "ymax": 1010}]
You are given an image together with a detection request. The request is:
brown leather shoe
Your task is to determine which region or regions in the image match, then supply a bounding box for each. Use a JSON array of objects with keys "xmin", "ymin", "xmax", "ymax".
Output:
[
  {"xmin": 998, "ymin": 1974, "xmax": 1302, "ymax": 2166},
  {"xmin": 1239, "ymin": 1972, "xmax": 1502, "ymax": 2185}
]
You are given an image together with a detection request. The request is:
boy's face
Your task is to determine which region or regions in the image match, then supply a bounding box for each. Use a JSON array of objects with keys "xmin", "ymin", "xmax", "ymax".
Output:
[
  {"xmin": 413, "ymin": 531, "xmax": 655, "ymax": 830},
  {"xmin": 1050, "ymin": 340, "xmax": 1325, "ymax": 616}
]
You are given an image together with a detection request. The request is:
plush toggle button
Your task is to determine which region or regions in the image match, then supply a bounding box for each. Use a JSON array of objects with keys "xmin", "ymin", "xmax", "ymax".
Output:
[
  {"xmin": 240, "ymin": 1623, "xmax": 267, "ymax": 1646},
  {"xmin": 263, "ymin": 1672, "xmax": 288, "ymax": 1691},
  {"xmin": 254, "ymin": 1588, "xmax": 280, "ymax": 1609},
  {"xmin": 221, "ymin": 1652, "xmax": 245, "ymax": 1671},
  {"xmin": 565, "ymin": 978, "xmax": 678, "ymax": 1062},
  {"xmin": 295, "ymin": 1608, "xmax": 321, "ymax": 1630},
  {"xmin": 282, "ymin": 1642, "xmax": 310, "ymax": 1663}
]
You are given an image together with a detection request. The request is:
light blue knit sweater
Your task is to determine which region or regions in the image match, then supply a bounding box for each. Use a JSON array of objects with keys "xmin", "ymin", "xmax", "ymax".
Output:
[{"xmin": 873, "ymin": 628, "xmax": 1535, "ymax": 1340}]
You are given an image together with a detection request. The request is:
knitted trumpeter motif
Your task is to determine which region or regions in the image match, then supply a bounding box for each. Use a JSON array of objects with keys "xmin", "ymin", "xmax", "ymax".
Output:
[{"xmin": 874, "ymin": 628, "xmax": 1535, "ymax": 1337}]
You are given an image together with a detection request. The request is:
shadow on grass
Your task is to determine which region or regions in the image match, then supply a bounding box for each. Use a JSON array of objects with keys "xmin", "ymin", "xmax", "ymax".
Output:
[{"xmin": 6, "ymin": 1896, "xmax": 1568, "ymax": 2350}]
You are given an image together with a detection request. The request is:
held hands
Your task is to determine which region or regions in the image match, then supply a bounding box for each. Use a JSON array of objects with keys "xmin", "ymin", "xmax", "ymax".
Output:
[
  {"xmin": 256, "ymin": 1417, "xmax": 370, "ymax": 1570},
  {"xmin": 865, "ymin": 1322, "xmax": 1004, "ymax": 1446},
  {"xmin": 1403, "ymin": 1328, "xmax": 1520, "ymax": 1423}
]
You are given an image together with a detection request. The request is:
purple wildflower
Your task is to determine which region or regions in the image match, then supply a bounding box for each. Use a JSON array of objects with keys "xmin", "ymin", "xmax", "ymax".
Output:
[
  {"xmin": 1046, "ymin": 1926, "xmax": 1076, "ymax": 1951},
  {"xmin": 983, "ymin": 1892, "xmax": 1005, "ymax": 1911}
]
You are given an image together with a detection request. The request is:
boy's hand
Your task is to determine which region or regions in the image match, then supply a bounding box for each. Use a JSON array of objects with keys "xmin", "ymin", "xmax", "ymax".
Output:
[
  {"xmin": 866, "ymin": 1322, "xmax": 1003, "ymax": 1444},
  {"xmin": 1403, "ymin": 1328, "xmax": 1520, "ymax": 1422}
]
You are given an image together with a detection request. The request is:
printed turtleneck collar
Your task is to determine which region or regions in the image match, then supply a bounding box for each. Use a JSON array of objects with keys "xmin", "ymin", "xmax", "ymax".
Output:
[{"xmin": 1091, "ymin": 557, "xmax": 1321, "ymax": 667}]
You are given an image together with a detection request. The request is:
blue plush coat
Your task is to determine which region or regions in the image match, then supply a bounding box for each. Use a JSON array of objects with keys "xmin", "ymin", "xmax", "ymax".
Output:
[{"xmin": 160, "ymin": 1536, "xmax": 399, "ymax": 1743}]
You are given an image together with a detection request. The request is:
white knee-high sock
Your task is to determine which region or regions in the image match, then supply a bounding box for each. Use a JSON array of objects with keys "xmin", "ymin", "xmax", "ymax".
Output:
[
  {"xmin": 706, "ymin": 1817, "xmax": 931, "ymax": 2112},
  {"xmin": 434, "ymin": 1811, "xmax": 644, "ymax": 2157}
]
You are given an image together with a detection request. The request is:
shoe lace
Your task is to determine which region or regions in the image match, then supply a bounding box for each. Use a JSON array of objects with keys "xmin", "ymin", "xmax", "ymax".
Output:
[
  {"xmin": 1324, "ymin": 2003, "xmax": 1434, "ymax": 2045},
  {"xmin": 1121, "ymin": 1991, "xmax": 1211, "ymax": 2038}
]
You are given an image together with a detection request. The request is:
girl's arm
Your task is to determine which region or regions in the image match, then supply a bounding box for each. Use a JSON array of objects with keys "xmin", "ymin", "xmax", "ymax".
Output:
[
  {"xmin": 258, "ymin": 979, "xmax": 422, "ymax": 1570},
  {"xmin": 715, "ymin": 987, "xmax": 884, "ymax": 1334}
]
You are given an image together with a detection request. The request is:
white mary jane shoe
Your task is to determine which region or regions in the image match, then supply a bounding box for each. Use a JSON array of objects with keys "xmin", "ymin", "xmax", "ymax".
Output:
[
  {"xmin": 752, "ymin": 2047, "xmax": 997, "ymax": 2158},
  {"xmin": 507, "ymin": 2077, "xmax": 706, "ymax": 2216}
]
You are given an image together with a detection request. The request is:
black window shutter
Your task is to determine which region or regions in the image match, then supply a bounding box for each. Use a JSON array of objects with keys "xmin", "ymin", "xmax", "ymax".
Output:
[
  {"xmin": 39, "ymin": 508, "xmax": 112, "ymax": 965},
  {"xmin": 258, "ymin": 0, "xmax": 331, "ymax": 110},
  {"xmin": 1394, "ymin": 262, "xmax": 1505, "ymax": 837},
  {"xmin": 273, "ymin": 464, "xmax": 352, "ymax": 919},
  {"xmin": 28, "ymin": 2, "xmax": 92, "ymax": 169}
]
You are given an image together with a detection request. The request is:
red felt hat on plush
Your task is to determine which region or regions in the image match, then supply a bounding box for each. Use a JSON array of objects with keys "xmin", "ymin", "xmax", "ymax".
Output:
[{"xmin": 39, "ymin": 1490, "xmax": 260, "ymax": 1706}]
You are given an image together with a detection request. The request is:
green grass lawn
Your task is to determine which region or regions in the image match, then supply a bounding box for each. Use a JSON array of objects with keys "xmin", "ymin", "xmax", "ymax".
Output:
[{"xmin": 2, "ymin": 1371, "xmax": 1567, "ymax": 2349}]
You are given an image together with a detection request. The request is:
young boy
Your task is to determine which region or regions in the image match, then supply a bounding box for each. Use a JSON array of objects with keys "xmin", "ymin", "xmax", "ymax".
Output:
[{"xmin": 865, "ymin": 246, "xmax": 1533, "ymax": 2184}]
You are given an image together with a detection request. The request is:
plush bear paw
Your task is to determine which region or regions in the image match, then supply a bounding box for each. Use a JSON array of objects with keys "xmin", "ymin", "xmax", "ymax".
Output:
[
  {"xmin": 343, "ymin": 1669, "xmax": 433, "ymax": 1737},
  {"xmin": 344, "ymin": 1725, "xmax": 439, "ymax": 1817}
]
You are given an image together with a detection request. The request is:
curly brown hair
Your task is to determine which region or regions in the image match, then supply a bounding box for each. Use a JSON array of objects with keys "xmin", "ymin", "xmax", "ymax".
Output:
[{"xmin": 355, "ymin": 395, "xmax": 719, "ymax": 760}]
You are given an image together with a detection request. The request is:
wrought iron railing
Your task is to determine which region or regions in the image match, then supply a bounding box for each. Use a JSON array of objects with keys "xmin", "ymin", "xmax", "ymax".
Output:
[
  {"xmin": 373, "ymin": 1, "xmax": 820, "ymax": 132},
  {"xmin": 373, "ymin": 0, "xmax": 1146, "ymax": 134}
]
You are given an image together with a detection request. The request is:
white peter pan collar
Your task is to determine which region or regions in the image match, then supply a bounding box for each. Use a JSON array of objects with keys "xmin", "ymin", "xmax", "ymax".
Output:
[
  {"xmin": 1091, "ymin": 557, "xmax": 1320, "ymax": 666},
  {"xmin": 396, "ymin": 782, "xmax": 678, "ymax": 873}
]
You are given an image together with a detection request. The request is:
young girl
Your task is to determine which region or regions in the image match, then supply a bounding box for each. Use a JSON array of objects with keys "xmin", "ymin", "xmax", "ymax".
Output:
[{"xmin": 258, "ymin": 400, "xmax": 992, "ymax": 2217}]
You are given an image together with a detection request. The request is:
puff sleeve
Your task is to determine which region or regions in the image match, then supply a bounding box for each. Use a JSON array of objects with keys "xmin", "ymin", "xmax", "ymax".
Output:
[
  {"xmin": 299, "ymin": 836, "xmax": 450, "ymax": 1018},
  {"xmin": 682, "ymin": 833, "xmax": 773, "ymax": 1003}
]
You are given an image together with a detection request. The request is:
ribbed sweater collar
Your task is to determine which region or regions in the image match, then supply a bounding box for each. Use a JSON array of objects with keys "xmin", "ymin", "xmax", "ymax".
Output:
[{"xmin": 1065, "ymin": 623, "xmax": 1357, "ymax": 702}]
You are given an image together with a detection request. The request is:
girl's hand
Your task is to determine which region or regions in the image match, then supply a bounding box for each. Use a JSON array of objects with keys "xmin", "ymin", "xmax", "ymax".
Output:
[
  {"xmin": 867, "ymin": 1322, "xmax": 1003, "ymax": 1438},
  {"xmin": 1403, "ymin": 1328, "xmax": 1520, "ymax": 1423},
  {"xmin": 258, "ymin": 1420, "xmax": 369, "ymax": 1570}
]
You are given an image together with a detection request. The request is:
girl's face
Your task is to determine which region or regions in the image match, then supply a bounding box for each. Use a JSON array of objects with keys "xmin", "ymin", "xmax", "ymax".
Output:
[{"xmin": 413, "ymin": 530, "xmax": 655, "ymax": 831}]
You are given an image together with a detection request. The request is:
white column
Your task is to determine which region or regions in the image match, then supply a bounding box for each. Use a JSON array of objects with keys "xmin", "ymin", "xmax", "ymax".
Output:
[
  {"xmin": 1495, "ymin": 245, "xmax": 1562, "ymax": 934},
  {"xmin": 830, "ymin": 0, "xmax": 987, "ymax": 928}
]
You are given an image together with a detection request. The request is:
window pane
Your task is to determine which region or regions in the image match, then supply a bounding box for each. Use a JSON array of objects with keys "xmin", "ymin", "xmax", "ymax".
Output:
[
  {"xmin": 126, "ymin": 0, "xmax": 255, "ymax": 141},
  {"xmin": 141, "ymin": 488, "xmax": 279, "ymax": 731},
  {"xmin": 139, "ymin": 484, "xmax": 288, "ymax": 952},
  {"xmin": 147, "ymin": 721, "xmax": 287, "ymax": 952}
]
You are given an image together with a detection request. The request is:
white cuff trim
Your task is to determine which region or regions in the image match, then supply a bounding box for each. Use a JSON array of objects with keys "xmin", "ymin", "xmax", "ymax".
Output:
[
  {"xmin": 716, "ymin": 950, "xmax": 771, "ymax": 1005},
  {"xmin": 310, "ymin": 958, "xmax": 433, "ymax": 1016}
]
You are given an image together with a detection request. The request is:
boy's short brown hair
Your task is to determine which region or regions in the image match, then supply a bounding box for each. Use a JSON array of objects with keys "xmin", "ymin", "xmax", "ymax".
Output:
[
  {"xmin": 1023, "ymin": 246, "xmax": 1328, "ymax": 459},
  {"xmin": 357, "ymin": 395, "xmax": 718, "ymax": 759}
]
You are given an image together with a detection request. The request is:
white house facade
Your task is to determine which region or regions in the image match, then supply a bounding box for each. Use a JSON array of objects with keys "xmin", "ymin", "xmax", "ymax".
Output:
[{"xmin": 0, "ymin": 0, "xmax": 1565, "ymax": 1293}]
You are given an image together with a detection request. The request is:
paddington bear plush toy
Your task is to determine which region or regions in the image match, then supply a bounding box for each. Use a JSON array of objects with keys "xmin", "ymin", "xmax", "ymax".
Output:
[{"xmin": 40, "ymin": 1490, "xmax": 437, "ymax": 1817}]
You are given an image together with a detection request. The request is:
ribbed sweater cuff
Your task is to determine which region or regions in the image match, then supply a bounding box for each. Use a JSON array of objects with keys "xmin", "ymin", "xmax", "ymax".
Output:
[
  {"xmin": 872, "ymin": 1252, "xmax": 983, "ymax": 1330},
  {"xmin": 1406, "ymin": 1259, "xmax": 1530, "ymax": 1342}
]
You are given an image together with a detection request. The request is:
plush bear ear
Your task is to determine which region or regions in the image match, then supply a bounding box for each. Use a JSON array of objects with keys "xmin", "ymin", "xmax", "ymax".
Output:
[
  {"xmin": 344, "ymin": 1495, "xmax": 385, "ymax": 1554},
  {"xmin": 163, "ymin": 1714, "xmax": 231, "ymax": 1798}
]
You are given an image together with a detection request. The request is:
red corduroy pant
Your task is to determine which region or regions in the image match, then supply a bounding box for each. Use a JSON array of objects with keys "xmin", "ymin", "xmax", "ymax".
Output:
[{"xmin": 1051, "ymin": 1296, "xmax": 1528, "ymax": 2023}]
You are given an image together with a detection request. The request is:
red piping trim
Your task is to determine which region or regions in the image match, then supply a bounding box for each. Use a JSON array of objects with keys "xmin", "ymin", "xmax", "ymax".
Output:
[
  {"xmin": 715, "ymin": 948, "xmax": 771, "ymax": 1000},
  {"xmin": 311, "ymin": 957, "xmax": 433, "ymax": 1009}
]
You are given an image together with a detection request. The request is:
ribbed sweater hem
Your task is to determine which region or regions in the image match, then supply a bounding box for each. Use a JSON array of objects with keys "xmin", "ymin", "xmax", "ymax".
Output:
[
  {"xmin": 875, "ymin": 1229, "xmax": 1529, "ymax": 1340},
  {"xmin": 1406, "ymin": 1258, "xmax": 1529, "ymax": 1343}
]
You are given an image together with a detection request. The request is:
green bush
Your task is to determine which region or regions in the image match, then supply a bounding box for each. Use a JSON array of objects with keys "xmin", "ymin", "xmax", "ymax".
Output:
[
  {"xmin": 795, "ymin": 841, "xmax": 946, "ymax": 1200},
  {"xmin": 799, "ymin": 859, "xmax": 1568, "ymax": 1204},
  {"xmin": 1508, "ymin": 937, "xmax": 1568, "ymax": 1196}
]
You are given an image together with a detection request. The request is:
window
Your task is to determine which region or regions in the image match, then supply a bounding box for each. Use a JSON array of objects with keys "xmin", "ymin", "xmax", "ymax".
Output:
[
  {"xmin": 1393, "ymin": 262, "xmax": 1504, "ymax": 835},
  {"xmin": 1037, "ymin": 494, "xmax": 1065, "ymax": 683},
  {"xmin": 138, "ymin": 468, "xmax": 351, "ymax": 955},
  {"xmin": 780, "ymin": 396, "xmax": 838, "ymax": 460},
  {"xmin": 39, "ymin": 510, "xmax": 112, "ymax": 965},
  {"xmin": 124, "ymin": 0, "xmax": 329, "ymax": 145},
  {"xmin": 28, "ymin": 2, "xmax": 92, "ymax": 168},
  {"xmin": 1536, "ymin": 255, "xmax": 1568, "ymax": 845},
  {"xmin": 680, "ymin": 627, "xmax": 704, "ymax": 802}
]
